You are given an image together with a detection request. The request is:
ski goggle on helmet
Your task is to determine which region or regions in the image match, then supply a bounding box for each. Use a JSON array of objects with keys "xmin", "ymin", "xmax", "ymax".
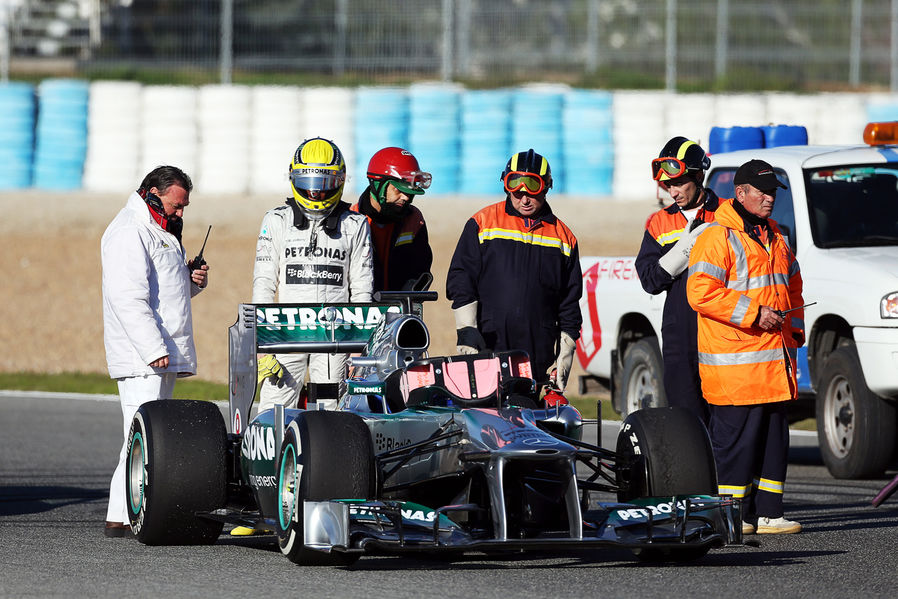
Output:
[
  {"xmin": 501, "ymin": 149, "xmax": 552, "ymax": 195},
  {"xmin": 651, "ymin": 137, "xmax": 711, "ymax": 182},
  {"xmin": 366, "ymin": 147, "xmax": 432, "ymax": 196},
  {"xmin": 289, "ymin": 137, "xmax": 346, "ymax": 219}
]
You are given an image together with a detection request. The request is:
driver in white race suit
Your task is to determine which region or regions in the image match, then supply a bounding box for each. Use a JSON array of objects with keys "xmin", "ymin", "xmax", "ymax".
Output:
[{"xmin": 252, "ymin": 137, "xmax": 374, "ymax": 413}]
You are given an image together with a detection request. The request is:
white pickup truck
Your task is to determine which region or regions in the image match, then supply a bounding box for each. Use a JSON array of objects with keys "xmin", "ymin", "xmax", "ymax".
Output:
[{"xmin": 578, "ymin": 129, "xmax": 898, "ymax": 479}]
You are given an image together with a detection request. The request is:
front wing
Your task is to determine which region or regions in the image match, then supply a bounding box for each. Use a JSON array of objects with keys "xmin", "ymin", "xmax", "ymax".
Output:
[{"xmin": 301, "ymin": 495, "xmax": 742, "ymax": 556}]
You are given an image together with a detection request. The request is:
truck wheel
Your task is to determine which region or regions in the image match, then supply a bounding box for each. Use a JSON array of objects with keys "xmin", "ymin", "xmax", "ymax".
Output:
[
  {"xmin": 620, "ymin": 339, "xmax": 667, "ymax": 416},
  {"xmin": 127, "ymin": 400, "xmax": 227, "ymax": 545},
  {"xmin": 615, "ymin": 407, "xmax": 717, "ymax": 502},
  {"xmin": 277, "ymin": 411, "xmax": 374, "ymax": 565},
  {"xmin": 615, "ymin": 407, "xmax": 717, "ymax": 562},
  {"xmin": 817, "ymin": 346, "xmax": 897, "ymax": 479}
]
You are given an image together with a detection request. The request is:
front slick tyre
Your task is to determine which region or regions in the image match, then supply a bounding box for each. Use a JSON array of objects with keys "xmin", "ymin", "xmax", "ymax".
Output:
[
  {"xmin": 127, "ymin": 399, "xmax": 227, "ymax": 545},
  {"xmin": 615, "ymin": 407, "xmax": 717, "ymax": 563},
  {"xmin": 276, "ymin": 411, "xmax": 374, "ymax": 566}
]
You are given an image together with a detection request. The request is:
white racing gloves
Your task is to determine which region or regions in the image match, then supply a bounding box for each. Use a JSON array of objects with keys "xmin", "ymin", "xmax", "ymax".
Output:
[
  {"xmin": 547, "ymin": 331, "xmax": 577, "ymax": 392},
  {"xmin": 453, "ymin": 301, "xmax": 486, "ymax": 354},
  {"xmin": 658, "ymin": 221, "xmax": 710, "ymax": 277}
]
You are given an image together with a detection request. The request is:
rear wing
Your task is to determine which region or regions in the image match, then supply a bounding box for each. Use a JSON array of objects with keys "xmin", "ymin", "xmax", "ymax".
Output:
[{"xmin": 227, "ymin": 302, "xmax": 402, "ymax": 434}]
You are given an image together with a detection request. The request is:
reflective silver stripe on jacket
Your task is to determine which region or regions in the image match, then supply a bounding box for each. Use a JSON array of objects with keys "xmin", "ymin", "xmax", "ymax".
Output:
[
  {"xmin": 731, "ymin": 294, "xmax": 752, "ymax": 325},
  {"xmin": 699, "ymin": 347, "xmax": 787, "ymax": 366},
  {"xmin": 689, "ymin": 261, "xmax": 726, "ymax": 281}
]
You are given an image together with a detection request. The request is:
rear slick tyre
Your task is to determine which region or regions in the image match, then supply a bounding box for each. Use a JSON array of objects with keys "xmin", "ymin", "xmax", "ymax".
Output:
[
  {"xmin": 127, "ymin": 399, "xmax": 227, "ymax": 545},
  {"xmin": 276, "ymin": 411, "xmax": 374, "ymax": 566}
]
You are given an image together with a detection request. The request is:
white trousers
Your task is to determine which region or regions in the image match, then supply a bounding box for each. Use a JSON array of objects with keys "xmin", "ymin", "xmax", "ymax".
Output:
[
  {"xmin": 257, "ymin": 353, "xmax": 347, "ymax": 413},
  {"xmin": 105, "ymin": 373, "xmax": 176, "ymax": 523}
]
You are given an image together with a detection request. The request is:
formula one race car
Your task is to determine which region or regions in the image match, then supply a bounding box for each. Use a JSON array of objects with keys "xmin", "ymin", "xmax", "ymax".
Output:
[{"xmin": 125, "ymin": 292, "xmax": 741, "ymax": 565}]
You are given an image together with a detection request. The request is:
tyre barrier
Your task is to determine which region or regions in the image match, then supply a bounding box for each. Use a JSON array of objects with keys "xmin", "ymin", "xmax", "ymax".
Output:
[
  {"xmin": 512, "ymin": 85, "xmax": 566, "ymax": 193},
  {"xmin": 0, "ymin": 82, "xmax": 36, "ymax": 189},
  {"xmin": 563, "ymin": 89, "xmax": 614, "ymax": 196},
  {"xmin": 354, "ymin": 87, "xmax": 409, "ymax": 193},
  {"xmin": 34, "ymin": 78, "xmax": 89, "ymax": 190},
  {"xmin": 408, "ymin": 83, "xmax": 462, "ymax": 195},
  {"xmin": 460, "ymin": 90, "xmax": 512, "ymax": 195}
]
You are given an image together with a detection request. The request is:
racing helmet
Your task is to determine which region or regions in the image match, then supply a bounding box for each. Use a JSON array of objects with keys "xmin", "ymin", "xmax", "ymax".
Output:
[
  {"xmin": 652, "ymin": 136, "xmax": 711, "ymax": 182},
  {"xmin": 366, "ymin": 147, "xmax": 432, "ymax": 202},
  {"xmin": 501, "ymin": 149, "xmax": 552, "ymax": 195},
  {"xmin": 289, "ymin": 137, "xmax": 346, "ymax": 220}
]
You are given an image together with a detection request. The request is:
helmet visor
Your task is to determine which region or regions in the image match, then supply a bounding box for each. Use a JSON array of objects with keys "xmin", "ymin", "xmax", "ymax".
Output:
[
  {"xmin": 290, "ymin": 170, "xmax": 345, "ymax": 196},
  {"xmin": 651, "ymin": 157, "xmax": 688, "ymax": 181},
  {"xmin": 504, "ymin": 171, "xmax": 546, "ymax": 195}
]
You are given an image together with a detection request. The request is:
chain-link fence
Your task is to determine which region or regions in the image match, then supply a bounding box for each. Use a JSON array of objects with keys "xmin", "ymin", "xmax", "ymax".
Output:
[{"xmin": 4, "ymin": 0, "xmax": 898, "ymax": 90}]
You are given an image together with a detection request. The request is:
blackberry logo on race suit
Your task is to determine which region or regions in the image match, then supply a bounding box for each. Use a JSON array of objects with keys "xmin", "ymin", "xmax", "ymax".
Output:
[{"xmin": 286, "ymin": 263, "xmax": 344, "ymax": 286}]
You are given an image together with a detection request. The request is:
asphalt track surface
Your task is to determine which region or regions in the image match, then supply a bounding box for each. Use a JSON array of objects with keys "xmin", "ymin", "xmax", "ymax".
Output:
[{"xmin": 1, "ymin": 392, "xmax": 897, "ymax": 598}]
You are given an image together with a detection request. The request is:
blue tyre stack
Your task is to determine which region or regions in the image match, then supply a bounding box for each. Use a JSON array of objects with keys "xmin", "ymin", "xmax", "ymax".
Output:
[
  {"xmin": 459, "ymin": 90, "xmax": 512, "ymax": 195},
  {"xmin": 762, "ymin": 125, "xmax": 808, "ymax": 148},
  {"xmin": 33, "ymin": 79, "xmax": 89, "ymax": 190},
  {"xmin": 408, "ymin": 83, "xmax": 461, "ymax": 195},
  {"xmin": 562, "ymin": 90, "xmax": 614, "ymax": 196},
  {"xmin": 354, "ymin": 87, "xmax": 409, "ymax": 192},
  {"xmin": 0, "ymin": 82, "xmax": 36, "ymax": 189},
  {"xmin": 511, "ymin": 85, "xmax": 567, "ymax": 193},
  {"xmin": 708, "ymin": 126, "xmax": 765, "ymax": 154}
]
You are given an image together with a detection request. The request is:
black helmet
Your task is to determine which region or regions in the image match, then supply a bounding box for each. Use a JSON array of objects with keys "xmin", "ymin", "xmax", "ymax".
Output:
[
  {"xmin": 652, "ymin": 137, "xmax": 710, "ymax": 182},
  {"xmin": 501, "ymin": 148, "xmax": 552, "ymax": 192}
]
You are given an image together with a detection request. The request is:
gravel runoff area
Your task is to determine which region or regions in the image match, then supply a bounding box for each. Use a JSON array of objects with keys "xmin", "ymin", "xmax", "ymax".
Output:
[{"xmin": 0, "ymin": 189, "xmax": 656, "ymax": 385}]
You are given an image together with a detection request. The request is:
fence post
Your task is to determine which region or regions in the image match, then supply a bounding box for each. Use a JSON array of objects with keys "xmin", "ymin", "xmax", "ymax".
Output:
[
  {"xmin": 336, "ymin": 0, "xmax": 348, "ymax": 77},
  {"xmin": 715, "ymin": 0, "xmax": 729, "ymax": 83},
  {"xmin": 665, "ymin": 0, "xmax": 677, "ymax": 92},
  {"xmin": 457, "ymin": 0, "xmax": 471, "ymax": 79},
  {"xmin": 850, "ymin": 0, "xmax": 862, "ymax": 87},
  {"xmin": 892, "ymin": 0, "xmax": 898, "ymax": 91},
  {"xmin": 586, "ymin": 0, "xmax": 599, "ymax": 75},
  {"xmin": 441, "ymin": 0, "xmax": 453, "ymax": 81},
  {"xmin": 220, "ymin": 0, "xmax": 233, "ymax": 84}
]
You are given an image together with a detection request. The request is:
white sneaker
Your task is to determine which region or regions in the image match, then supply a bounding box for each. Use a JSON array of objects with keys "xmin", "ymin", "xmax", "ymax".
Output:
[
  {"xmin": 756, "ymin": 516, "xmax": 801, "ymax": 534},
  {"xmin": 742, "ymin": 521, "xmax": 756, "ymax": 535}
]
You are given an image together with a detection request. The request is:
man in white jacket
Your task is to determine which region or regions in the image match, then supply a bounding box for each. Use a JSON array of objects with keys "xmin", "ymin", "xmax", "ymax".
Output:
[{"xmin": 100, "ymin": 165, "xmax": 209, "ymax": 538}]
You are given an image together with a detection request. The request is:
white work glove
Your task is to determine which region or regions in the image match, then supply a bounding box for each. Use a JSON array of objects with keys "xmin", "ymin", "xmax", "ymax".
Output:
[
  {"xmin": 658, "ymin": 222, "xmax": 710, "ymax": 277},
  {"xmin": 453, "ymin": 301, "xmax": 486, "ymax": 355},
  {"xmin": 547, "ymin": 331, "xmax": 577, "ymax": 392},
  {"xmin": 257, "ymin": 354, "xmax": 284, "ymax": 385}
]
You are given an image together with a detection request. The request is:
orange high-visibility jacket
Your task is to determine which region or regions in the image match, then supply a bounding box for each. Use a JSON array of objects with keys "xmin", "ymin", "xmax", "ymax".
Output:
[{"xmin": 686, "ymin": 199, "xmax": 805, "ymax": 406}]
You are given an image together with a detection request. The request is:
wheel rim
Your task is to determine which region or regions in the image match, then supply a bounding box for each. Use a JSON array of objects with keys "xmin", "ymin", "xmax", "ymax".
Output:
[
  {"xmin": 278, "ymin": 443, "xmax": 298, "ymax": 531},
  {"xmin": 127, "ymin": 432, "xmax": 145, "ymax": 515},
  {"xmin": 627, "ymin": 363, "xmax": 657, "ymax": 414},
  {"xmin": 824, "ymin": 374, "xmax": 854, "ymax": 459}
]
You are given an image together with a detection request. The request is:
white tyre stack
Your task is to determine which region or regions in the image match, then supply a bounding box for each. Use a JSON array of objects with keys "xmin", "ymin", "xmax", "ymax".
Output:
[
  {"xmin": 663, "ymin": 93, "xmax": 717, "ymax": 150},
  {"xmin": 815, "ymin": 93, "xmax": 866, "ymax": 145},
  {"xmin": 250, "ymin": 85, "xmax": 303, "ymax": 196},
  {"xmin": 612, "ymin": 90, "xmax": 671, "ymax": 200},
  {"xmin": 713, "ymin": 94, "xmax": 768, "ymax": 128},
  {"xmin": 83, "ymin": 81, "xmax": 142, "ymax": 193},
  {"xmin": 140, "ymin": 85, "xmax": 198, "ymax": 179},
  {"xmin": 301, "ymin": 87, "xmax": 356, "ymax": 196},
  {"xmin": 196, "ymin": 84, "xmax": 251, "ymax": 194}
]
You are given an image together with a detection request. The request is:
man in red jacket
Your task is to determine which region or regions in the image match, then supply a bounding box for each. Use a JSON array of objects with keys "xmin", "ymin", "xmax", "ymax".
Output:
[{"xmin": 351, "ymin": 147, "xmax": 433, "ymax": 292}]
